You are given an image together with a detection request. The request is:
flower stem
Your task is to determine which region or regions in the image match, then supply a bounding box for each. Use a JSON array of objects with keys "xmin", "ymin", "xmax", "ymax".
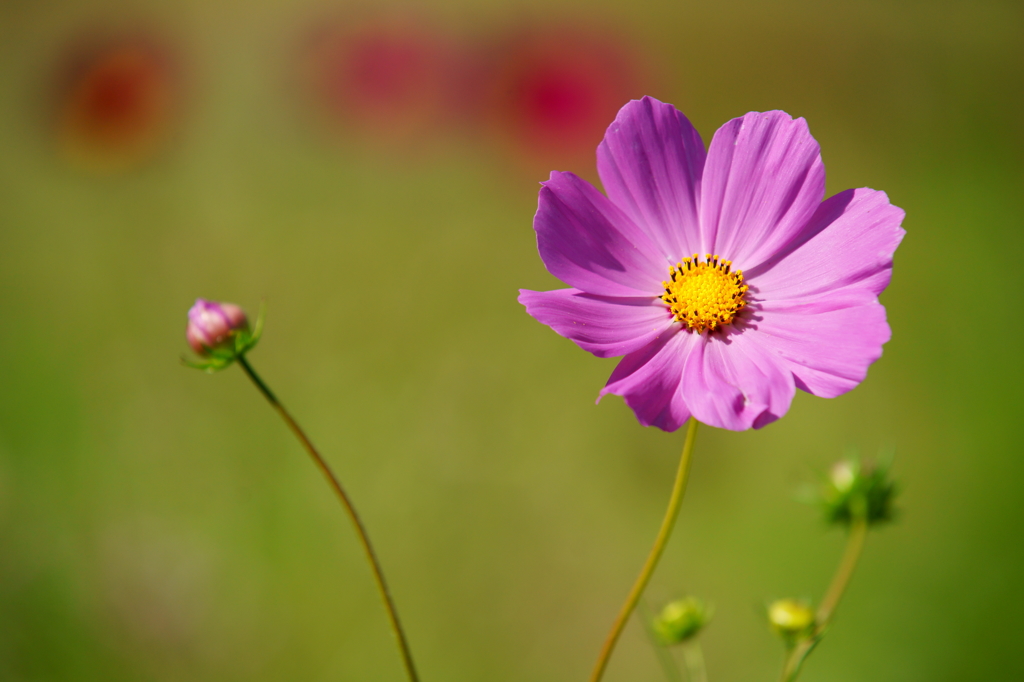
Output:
[
  {"xmin": 637, "ymin": 599, "xmax": 684, "ymax": 682},
  {"xmin": 779, "ymin": 513, "xmax": 869, "ymax": 682},
  {"xmin": 235, "ymin": 353, "xmax": 420, "ymax": 682},
  {"xmin": 682, "ymin": 641, "xmax": 708, "ymax": 682},
  {"xmin": 589, "ymin": 418, "xmax": 699, "ymax": 682}
]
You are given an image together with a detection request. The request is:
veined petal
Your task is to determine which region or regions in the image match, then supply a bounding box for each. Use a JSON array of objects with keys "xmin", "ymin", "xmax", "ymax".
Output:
[
  {"xmin": 700, "ymin": 111, "xmax": 825, "ymax": 269},
  {"xmin": 600, "ymin": 329, "xmax": 694, "ymax": 432},
  {"xmin": 518, "ymin": 288, "xmax": 674, "ymax": 358},
  {"xmin": 535, "ymin": 171, "xmax": 666, "ymax": 297},
  {"xmin": 745, "ymin": 188, "xmax": 906, "ymax": 300},
  {"xmin": 597, "ymin": 96, "xmax": 706, "ymax": 263},
  {"xmin": 680, "ymin": 331, "xmax": 796, "ymax": 431},
  {"xmin": 752, "ymin": 292, "xmax": 891, "ymax": 398}
]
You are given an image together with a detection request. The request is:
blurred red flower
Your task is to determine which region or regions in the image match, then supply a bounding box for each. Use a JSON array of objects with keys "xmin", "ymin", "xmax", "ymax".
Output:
[{"xmin": 54, "ymin": 34, "xmax": 178, "ymax": 171}]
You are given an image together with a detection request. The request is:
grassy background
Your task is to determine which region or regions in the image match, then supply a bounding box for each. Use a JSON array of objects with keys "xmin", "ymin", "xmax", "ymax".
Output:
[{"xmin": 1, "ymin": 0, "xmax": 1022, "ymax": 680}]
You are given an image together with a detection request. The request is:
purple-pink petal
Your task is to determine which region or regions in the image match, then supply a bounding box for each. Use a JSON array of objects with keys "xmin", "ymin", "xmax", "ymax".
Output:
[
  {"xmin": 745, "ymin": 188, "xmax": 906, "ymax": 300},
  {"xmin": 534, "ymin": 171, "xmax": 667, "ymax": 297},
  {"xmin": 679, "ymin": 331, "xmax": 796, "ymax": 431},
  {"xmin": 600, "ymin": 330, "xmax": 694, "ymax": 432},
  {"xmin": 597, "ymin": 96, "xmax": 706, "ymax": 263},
  {"xmin": 518, "ymin": 288, "xmax": 674, "ymax": 358},
  {"xmin": 751, "ymin": 291, "xmax": 891, "ymax": 398},
  {"xmin": 700, "ymin": 111, "xmax": 825, "ymax": 270}
]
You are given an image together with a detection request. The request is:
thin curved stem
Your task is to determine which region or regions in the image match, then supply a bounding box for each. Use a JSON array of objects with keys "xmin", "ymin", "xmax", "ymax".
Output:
[
  {"xmin": 236, "ymin": 354, "xmax": 419, "ymax": 682},
  {"xmin": 816, "ymin": 515, "xmax": 868, "ymax": 624},
  {"xmin": 779, "ymin": 514, "xmax": 869, "ymax": 682},
  {"xmin": 589, "ymin": 418, "xmax": 700, "ymax": 682}
]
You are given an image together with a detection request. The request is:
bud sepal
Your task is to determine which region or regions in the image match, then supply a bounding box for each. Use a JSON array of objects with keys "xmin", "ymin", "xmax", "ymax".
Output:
[{"xmin": 818, "ymin": 453, "xmax": 898, "ymax": 528}]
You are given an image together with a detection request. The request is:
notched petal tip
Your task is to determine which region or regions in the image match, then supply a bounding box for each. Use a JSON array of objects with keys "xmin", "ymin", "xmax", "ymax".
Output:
[
  {"xmin": 700, "ymin": 108, "xmax": 825, "ymax": 269},
  {"xmin": 597, "ymin": 95, "xmax": 705, "ymax": 264}
]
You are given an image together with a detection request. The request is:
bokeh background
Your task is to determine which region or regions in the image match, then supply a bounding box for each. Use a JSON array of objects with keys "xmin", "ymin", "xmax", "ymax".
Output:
[{"xmin": 1, "ymin": 0, "xmax": 1022, "ymax": 680}]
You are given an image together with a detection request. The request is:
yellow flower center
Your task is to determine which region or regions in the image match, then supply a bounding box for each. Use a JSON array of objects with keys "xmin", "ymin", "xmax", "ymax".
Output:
[{"xmin": 660, "ymin": 254, "xmax": 748, "ymax": 333}]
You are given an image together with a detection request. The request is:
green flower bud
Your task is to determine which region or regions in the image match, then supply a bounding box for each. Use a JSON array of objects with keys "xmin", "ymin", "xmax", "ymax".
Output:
[
  {"xmin": 767, "ymin": 599, "xmax": 815, "ymax": 643},
  {"xmin": 829, "ymin": 460, "xmax": 857, "ymax": 494},
  {"xmin": 652, "ymin": 597, "xmax": 710, "ymax": 645},
  {"xmin": 820, "ymin": 455, "xmax": 897, "ymax": 527}
]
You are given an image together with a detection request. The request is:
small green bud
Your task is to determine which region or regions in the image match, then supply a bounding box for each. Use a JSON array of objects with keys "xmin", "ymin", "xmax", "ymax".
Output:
[
  {"xmin": 652, "ymin": 597, "xmax": 710, "ymax": 645},
  {"xmin": 767, "ymin": 599, "xmax": 815, "ymax": 643},
  {"xmin": 820, "ymin": 455, "xmax": 897, "ymax": 527}
]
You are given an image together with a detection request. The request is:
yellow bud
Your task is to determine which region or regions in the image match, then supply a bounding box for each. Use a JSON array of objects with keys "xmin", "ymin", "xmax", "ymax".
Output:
[{"xmin": 768, "ymin": 599, "xmax": 815, "ymax": 642}]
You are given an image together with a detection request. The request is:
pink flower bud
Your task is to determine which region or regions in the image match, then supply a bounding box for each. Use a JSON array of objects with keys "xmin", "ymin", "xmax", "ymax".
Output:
[{"xmin": 186, "ymin": 299, "xmax": 248, "ymax": 356}]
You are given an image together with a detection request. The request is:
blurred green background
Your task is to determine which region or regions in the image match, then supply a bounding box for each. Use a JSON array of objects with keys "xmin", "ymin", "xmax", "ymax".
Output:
[{"xmin": 1, "ymin": 0, "xmax": 1022, "ymax": 680}]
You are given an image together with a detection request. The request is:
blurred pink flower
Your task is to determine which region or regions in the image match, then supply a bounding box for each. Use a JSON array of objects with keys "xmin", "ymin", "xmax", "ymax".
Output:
[
  {"xmin": 299, "ymin": 13, "xmax": 452, "ymax": 143},
  {"xmin": 476, "ymin": 25, "xmax": 648, "ymax": 167},
  {"xmin": 520, "ymin": 98, "xmax": 905, "ymax": 431}
]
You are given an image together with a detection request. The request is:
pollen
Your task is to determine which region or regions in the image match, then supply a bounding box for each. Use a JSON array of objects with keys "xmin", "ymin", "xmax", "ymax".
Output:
[{"xmin": 660, "ymin": 254, "xmax": 748, "ymax": 333}]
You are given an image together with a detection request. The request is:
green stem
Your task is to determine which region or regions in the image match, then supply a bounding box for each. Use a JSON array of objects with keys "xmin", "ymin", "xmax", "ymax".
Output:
[
  {"xmin": 779, "ymin": 514, "xmax": 869, "ymax": 682},
  {"xmin": 637, "ymin": 599, "xmax": 685, "ymax": 682},
  {"xmin": 589, "ymin": 418, "xmax": 700, "ymax": 682},
  {"xmin": 682, "ymin": 641, "xmax": 708, "ymax": 682},
  {"xmin": 815, "ymin": 516, "xmax": 868, "ymax": 624},
  {"xmin": 236, "ymin": 354, "xmax": 420, "ymax": 682}
]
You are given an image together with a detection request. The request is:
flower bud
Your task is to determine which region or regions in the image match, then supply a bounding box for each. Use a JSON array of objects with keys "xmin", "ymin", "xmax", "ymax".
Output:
[
  {"xmin": 768, "ymin": 599, "xmax": 815, "ymax": 642},
  {"xmin": 820, "ymin": 456, "xmax": 897, "ymax": 527},
  {"xmin": 652, "ymin": 597, "xmax": 710, "ymax": 645},
  {"xmin": 186, "ymin": 299, "xmax": 248, "ymax": 356},
  {"xmin": 829, "ymin": 460, "xmax": 857, "ymax": 494}
]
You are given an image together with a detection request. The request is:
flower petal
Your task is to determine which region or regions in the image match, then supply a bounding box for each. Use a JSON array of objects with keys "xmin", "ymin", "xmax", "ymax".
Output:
[
  {"xmin": 518, "ymin": 288, "xmax": 674, "ymax": 358},
  {"xmin": 744, "ymin": 188, "xmax": 906, "ymax": 300},
  {"xmin": 596, "ymin": 96, "xmax": 706, "ymax": 263},
  {"xmin": 535, "ymin": 171, "xmax": 667, "ymax": 296},
  {"xmin": 700, "ymin": 111, "xmax": 825, "ymax": 269},
  {"xmin": 751, "ymin": 291, "xmax": 891, "ymax": 398},
  {"xmin": 599, "ymin": 329, "xmax": 694, "ymax": 432},
  {"xmin": 680, "ymin": 331, "xmax": 796, "ymax": 431}
]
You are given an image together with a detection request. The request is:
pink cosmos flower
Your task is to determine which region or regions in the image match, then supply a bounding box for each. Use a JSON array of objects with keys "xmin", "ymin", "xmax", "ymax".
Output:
[{"xmin": 518, "ymin": 97, "xmax": 905, "ymax": 432}]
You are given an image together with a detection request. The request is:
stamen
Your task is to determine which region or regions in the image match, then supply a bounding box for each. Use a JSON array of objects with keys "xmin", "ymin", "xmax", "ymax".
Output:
[{"xmin": 660, "ymin": 253, "xmax": 748, "ymax": 333}]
